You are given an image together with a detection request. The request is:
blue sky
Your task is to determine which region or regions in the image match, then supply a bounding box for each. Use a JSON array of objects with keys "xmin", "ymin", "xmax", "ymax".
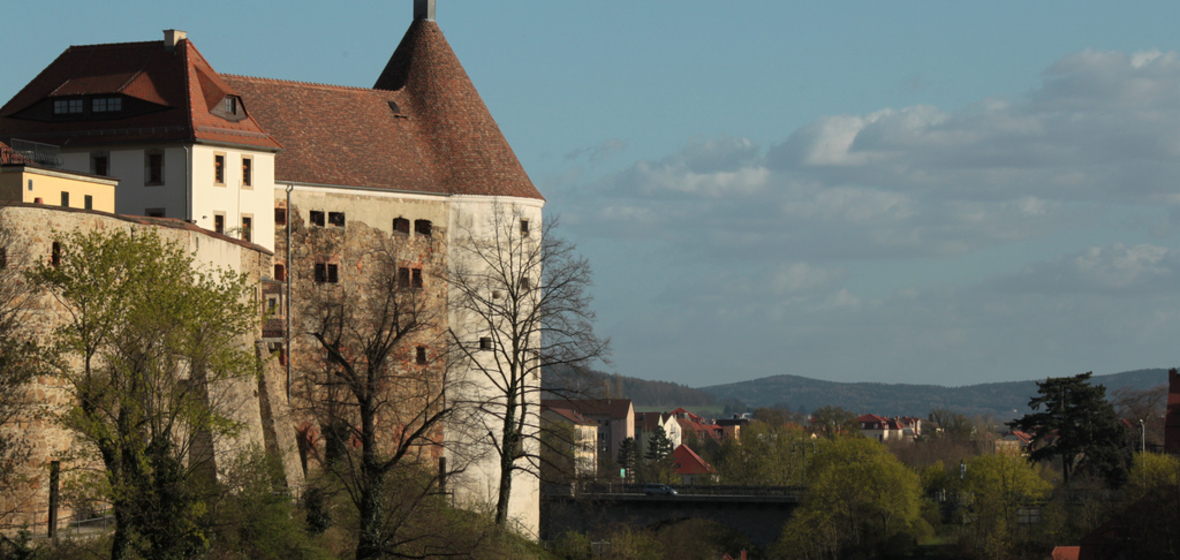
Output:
[{"xmin": 7, "ymin": 2, "xmax": 1180, "ymax": 388}]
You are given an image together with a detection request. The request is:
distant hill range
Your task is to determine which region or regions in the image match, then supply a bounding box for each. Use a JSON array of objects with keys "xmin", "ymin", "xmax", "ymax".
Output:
[
  {"xmin": 544, "ymin": 367, "xmax": 1170, "ymax": 420},
  {"xmin": 701, "ymin": 369, "xmax": 1170, "ymax": 420}
]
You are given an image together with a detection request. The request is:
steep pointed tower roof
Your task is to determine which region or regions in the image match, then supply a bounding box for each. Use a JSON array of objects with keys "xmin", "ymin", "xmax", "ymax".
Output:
[{"xmin": 375, "ymin": 3, "xmax": 543, "ymax": 200}]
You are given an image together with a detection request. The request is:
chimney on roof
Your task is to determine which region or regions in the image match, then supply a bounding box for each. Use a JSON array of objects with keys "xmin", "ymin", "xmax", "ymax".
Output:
[
  {"xmin": 414, "ymin": 0, "xmax": 436, "ymax": 21},
  {"xmin": 163, "ymin": 29, "xmax": 187, "ymax": 52}
]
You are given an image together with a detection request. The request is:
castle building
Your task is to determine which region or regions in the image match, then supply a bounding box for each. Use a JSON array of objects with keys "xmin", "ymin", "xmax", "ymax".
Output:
[{"xmin": 0, "ymin": 0, "xmax": 544, "ymax": 536}]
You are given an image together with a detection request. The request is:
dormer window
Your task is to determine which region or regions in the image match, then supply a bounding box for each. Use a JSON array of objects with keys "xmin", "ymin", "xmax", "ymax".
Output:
[
  {"xmin": 92, "ymin": 97, "xmax": 122, "ymax": 113},
  {"xmin": 225, "ymin": 96, "xmax": 237, "ymax": 114},
  {"xmin": 212, "ymin": 95, "xmax": 246, "ymax": 122},
  {"xmin": 53, "ymin": 99, "xmax": 83, "ymax": 115}
]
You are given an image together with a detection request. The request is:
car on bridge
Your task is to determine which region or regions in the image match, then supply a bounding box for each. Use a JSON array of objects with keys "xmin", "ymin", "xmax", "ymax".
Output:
[{"xmin": 644, "ymin": 484, "xmax": 678, "ymax": 496}]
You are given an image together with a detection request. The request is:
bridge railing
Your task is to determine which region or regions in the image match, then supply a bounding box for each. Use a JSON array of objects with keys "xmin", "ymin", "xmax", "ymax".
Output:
[{"xmin": 576, "ymin": 482, "xmax": 805, "ymax": 498}]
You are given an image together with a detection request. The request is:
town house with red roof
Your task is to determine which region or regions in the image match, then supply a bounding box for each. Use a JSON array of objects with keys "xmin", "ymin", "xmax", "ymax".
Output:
[{"xmin": 0, "ymin": 0, "xmax": 546, "ymax": 537}]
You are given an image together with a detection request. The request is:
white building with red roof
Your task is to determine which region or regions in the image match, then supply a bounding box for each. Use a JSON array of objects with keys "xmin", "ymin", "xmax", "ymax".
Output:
[{"xmin": 0, "ymin": 0, "xmax": 547, "ymax": 537}]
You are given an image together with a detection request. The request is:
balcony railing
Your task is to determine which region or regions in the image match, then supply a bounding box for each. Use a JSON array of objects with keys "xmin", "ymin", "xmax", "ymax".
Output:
[{"xmin": 8, "ymin": 139, "xmax": 62, "ymax": 168}]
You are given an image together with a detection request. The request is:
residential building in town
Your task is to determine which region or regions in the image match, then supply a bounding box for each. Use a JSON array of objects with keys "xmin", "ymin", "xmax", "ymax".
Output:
[
  {"xmin": 0, "ymin": 0, "xmax": 546, "ymax": 537},
  {"xmin": 672, "ymin": 408, "xmax": 739, "ymax": 443},
  {"xmin": 1, "ymin": 141, "xmax": 117, "ymax": 211},
  {"xmin": 634, "ymin": 411, "xmax": 683, "ymax": 456},
  {"xmin": 543, "ymin": 399, "xmax": 635, "ymax": 462},
  {"xmin": 541, "ymin": 404, "xmax": 598, "ymax": 479}
]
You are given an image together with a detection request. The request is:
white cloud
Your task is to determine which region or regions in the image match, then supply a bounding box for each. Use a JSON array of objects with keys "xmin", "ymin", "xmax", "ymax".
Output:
[{"xmin": 997, "ymin": 244, "xmax": 1180, "ymax": 295}]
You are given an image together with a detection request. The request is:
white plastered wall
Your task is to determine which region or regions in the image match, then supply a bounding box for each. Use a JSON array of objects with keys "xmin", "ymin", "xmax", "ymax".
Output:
[{"xmin": 445, "ymin": 195, "xmax": 544, "ymax": 538}]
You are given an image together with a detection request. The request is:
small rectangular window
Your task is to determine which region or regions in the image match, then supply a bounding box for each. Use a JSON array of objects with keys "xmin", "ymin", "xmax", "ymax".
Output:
[
  {"xmin": 84, "ymin": 195, "xmax": 93, "ymax": 210},
  {"xmin": 60, "ymin": 192, "xmax": 69, "ymax": 207},
  {"xmin": 145, "ymin": 150, "xmax": 164, "ymax": 185},
  {"xmin": 146, "ymin": 208, "xmax": 166, "ymax": 218},
  {"xmin": 242, "ymin": 157, "xmax": 252, "ymax": 187},
  {"xmin": 0, "ymin": 247, "xmax": 7, "ymax": 269},
  {"xmin": 479, "ymin": 337, "xmax": 492, "ymax": 350},
  {"xmin": 329, "ymin": 212, "xmax": 346, "ymax": 227},
  {"xmin": 265, "ymin": 295, "xmax": 279, "ymax": 315},
  {"xmin": 275, "ymin": 207, "xmax": 287, "ymax": 226},
  {"xmin": 214, "ymin": 154, "xmax": 225, "ymax": 185},
  {"xmin": 314, "ymin": 263, "xmax": 338, "ymax": 284},
  {"xmin": 398, "ymin": 267, "xmax": 411, "ymax": 289},
  {"xmin": 241, "ymin": 216, "xmax": 252, "ymax": 242},
  {"xmin": 214, "ymin": 214, "xmax": 225, "ymax": 234},
  {"xmin": 274, "ymin": 264, "xmax": 286, "ymax": 282},
  {"xmin": 310, "ymin": 211, "xmax": 325, "ymax": 227},
  {"xmin": 53, "ymin": 99, "xmax": 83, "ymax": 114},
  {"xmin": 520, "ymin": 219, "xmax": 530, "ymax": 235},
  {"xmin": 92, "ymin": 97, "xmax": 121, "ymax": 113},
  {"xmin": 91, "ymin": 152, "xmax": 109, "ymax": 176},
  {"xmin": 520, "ymin": 277, "xmax": 531, "ymax": 290},
  {"xmin": 415, "ymin": 219, "xmax": 432, "ymax": 237},
  {"xmin": 412, "ymin": 268, "xmax": 423, "ymax": 289},
  {"xmin": 393, "ymin": 217, "xmax": 410, "ymax": 235},
  {"xmin": 415, "ymin": 346, "xmax": 427, "ymax": 365},
  {"xmin": 51, "ymin": 242, "xmax": 61, "ymax": 268}
]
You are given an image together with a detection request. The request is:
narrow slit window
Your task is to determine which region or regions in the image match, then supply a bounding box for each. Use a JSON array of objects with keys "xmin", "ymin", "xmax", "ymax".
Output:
[
  {"xmin": 84, "ymin": 195, "xmax": 93, "ymax": 210},
  {"xmin": 242, "ymin": 158, "xmax": 252, "ymax": 187},
  {"xmin": 415, "ymin": 346, "xmax": 427, "ymax": 365},
  {"xmin": 412, "ymin": 268, "xmax": 423, "ymax": 289},
  {"xmin": 51, "ymin": 242, "xmax": 61, "ymax": 268},
  {"xmin": 241, "ymin": 216, "xmax": 252, "ymax": 242},
  {"xmin": 327, "ymin": 264, "xmax": 338, "ymax": 283},
  {"xmin": 145, "ymin": 150, "xmax": 164, "ymax": 185},
  {"xmin": 214, "ymin": 214, "xmax": 225, "ymax": 234},
  {"xmin": 314, "ymin": 263, "xmax": 327, "ymax": 284},
  {"xmin": 214, "ymin": 154, "xmax": 225, "ymax": 185},
  {"xmin": 60, "ymin": 192, "xmax": 69, "ymax": 207},
  {"xmin": 0, "ymin": 247, "xmax": 7, "ymax": 269}
]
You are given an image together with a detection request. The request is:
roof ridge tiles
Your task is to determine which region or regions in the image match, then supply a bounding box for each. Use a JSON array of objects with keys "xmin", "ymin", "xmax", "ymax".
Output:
[
  {"xmin": 66, "ymin": 40, "xmax": 160, "ymax": 50},
  {"xmin": 222, "ymin": 74, "xmax": 388, "ymax": 93}
]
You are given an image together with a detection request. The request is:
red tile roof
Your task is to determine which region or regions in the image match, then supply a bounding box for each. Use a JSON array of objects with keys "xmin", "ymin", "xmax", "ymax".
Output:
[
  {"xmin": 543, "ymin": 405, "xmax": 596, "ymax": 427},
  {"xmin": 542, "ymin": 399, "xmax": 633, "ymax": 420},
  {"xmin": 0, "ymin": 39, "xmax": 280, "ymax": 151},
  {"xmin": 672, "ymin": 444, "xmax": 715, "ymax": 475},
  {"xmin": 371, "ymin": 19, "xmax": 542, "ymax": 200},
  {"xmin": 0, "ymin": 141, "xmax": 29, "ymax": 165}
]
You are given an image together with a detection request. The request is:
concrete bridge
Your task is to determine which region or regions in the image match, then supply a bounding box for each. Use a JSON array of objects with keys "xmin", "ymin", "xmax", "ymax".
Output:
[{"xmin": 541, "ymin": 489, "xmax": 803, "ymax": 549}]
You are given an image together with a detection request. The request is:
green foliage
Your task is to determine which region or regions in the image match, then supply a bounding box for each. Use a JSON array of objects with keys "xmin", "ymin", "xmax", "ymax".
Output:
[
  {"xmin": 1125, "ymin": 451, "xmax": 1180, "ymax": 499},
  {"xmin": 206, "ymin": 450, "xmax": 332, "ymax": 560},
  {"xmin": 1008, "ymin": 372, "xmax": 1129, "ymax": 487},
  {"xmin": 959, "ymin": 454, "xmax": 1052, "ymax": 560},
  {"xmin": 808, "ymin": 405, "xmax": 858, "ymax": 438},
  {"xmin": 715, "ymin": 421, "xmax": 807, "ymax": 486},
  {"xmin": 645, "ymin": 426, "xmax": 674, "ymax": 462},
  {"xmin": 774, "ymin": 436, "xmax": 924, "ymax": 559},
  {"xmin": 929, "ymin": 408, "xmax": 975, "ymax": 440},
  {"xmin": 28, "ymin": 227, "xmax": 257, "ymax": 560},
  {"xmin": 616, "ymin": 436, "xmax": 639, "ymax": 474}
]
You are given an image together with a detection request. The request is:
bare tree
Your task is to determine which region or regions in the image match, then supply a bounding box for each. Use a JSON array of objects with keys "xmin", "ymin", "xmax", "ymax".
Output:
[
  {"xmin": 295, "ymin": 230, "xmax": 463, "ymax": 559},
  {"xmin": 446, "ymin": 206, "xmax": 608, "ymax": 527}
]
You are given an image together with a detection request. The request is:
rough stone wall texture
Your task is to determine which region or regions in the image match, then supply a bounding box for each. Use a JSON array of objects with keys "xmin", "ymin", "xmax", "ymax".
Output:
[
  {"xmin": 0, "ymin": 204, "xmax": 302, "ymax": 533},
  {"xmin": 279, "ymin": 193, "xmax": 449, "ymax": 474}
]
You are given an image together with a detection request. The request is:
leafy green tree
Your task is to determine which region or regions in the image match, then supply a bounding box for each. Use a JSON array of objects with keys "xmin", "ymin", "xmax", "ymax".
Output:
[
  {"xmin": 929, "ymin": 407, "xmax": 975, "ymax": 440},
  {"xmin": 960, "ymin": 454, "xmax": 1052, "ymax": 560},
  {"xmin": 808, "ymin": 405, "xmax": 858, "ymax": 438},
  {"xmin": 29, "ymin": 228, "xmax": 257, "ymax": 560},
  {"xmin": 716, "ymin": 422, "xmax": 807, "ymax": 486},
  {"xmin": 1126, "ymin": 451, "xmax": 1180, "ymax": 498},
  {"xmin": 1008, "ymin": 372, "xmax": 1129, "ymax": 486},
  {"xmin": 774, "ymin": 436, "xmax": 925, "ymax": 559},
  {"xmin": 0, "ymin": 215, "xmax": 44, "ymax": 524}
]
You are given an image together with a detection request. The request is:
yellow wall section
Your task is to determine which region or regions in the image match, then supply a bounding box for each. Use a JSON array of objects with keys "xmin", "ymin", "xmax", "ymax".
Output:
[{"xmin": 0, "ymin": 166, "xmax": 117, "ymax": 212}]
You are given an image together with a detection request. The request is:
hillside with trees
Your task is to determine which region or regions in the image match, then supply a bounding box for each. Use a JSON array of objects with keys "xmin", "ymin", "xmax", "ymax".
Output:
[{"xmin": 701, "ymin": 369, "xmax": 1169, "ymax": 418}]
